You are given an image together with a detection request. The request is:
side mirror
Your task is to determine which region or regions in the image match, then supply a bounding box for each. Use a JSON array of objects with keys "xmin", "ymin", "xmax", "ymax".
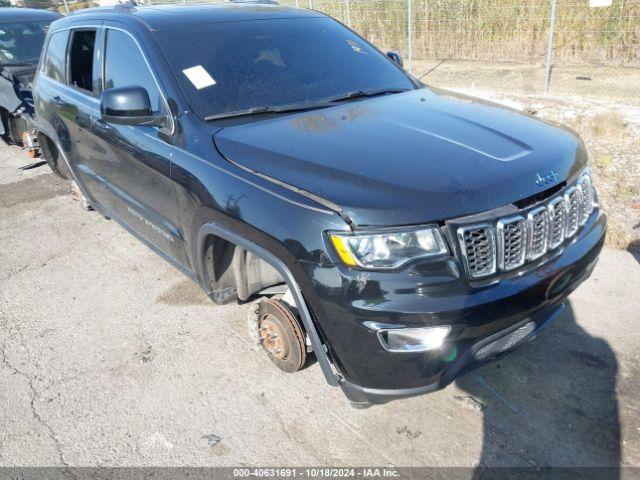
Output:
[
  {"xmin": 100, "ymin": 86, "xmax": 165, "ymax": 127},
  {"xmin": 387, "ymin": 51, "xmax": 404, "ymax": 68}
]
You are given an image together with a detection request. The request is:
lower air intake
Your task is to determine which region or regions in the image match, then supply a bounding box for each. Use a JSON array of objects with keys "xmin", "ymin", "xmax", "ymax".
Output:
[{"xmin": 473, "ymin": 322, "xmax": 536, "ymax": 360}]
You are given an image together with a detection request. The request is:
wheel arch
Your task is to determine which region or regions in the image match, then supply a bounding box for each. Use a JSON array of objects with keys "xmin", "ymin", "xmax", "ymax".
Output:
[
  {"xmin": 0, "ymin": 106, "xmax": 9, "ymax": 138},
  {"xmin": 38, "ymin": 131, "xmax": 68, "ymax": 179},
  {"xmin": 196, "ymin": 222, "xmax": 341, "ymax": 387}
]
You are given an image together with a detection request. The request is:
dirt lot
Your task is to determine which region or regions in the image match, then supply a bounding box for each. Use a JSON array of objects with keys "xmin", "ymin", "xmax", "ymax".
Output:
[
  {"xmin": 1, "ymin": 139, "xmax": 639, "ymax": 470},
  {"xmin": 414, "ymin": 60, "xmax": 640, "ymax": 106}
]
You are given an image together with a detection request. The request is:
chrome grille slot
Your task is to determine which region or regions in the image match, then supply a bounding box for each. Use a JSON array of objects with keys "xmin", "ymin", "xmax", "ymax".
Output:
[
  {"xmin": 547, "ymin": 197, "xmax": 566, "ymax": 250},
  {"xmin": 527, "ymin": 206, "xmax": 550, "ymax": 260},
  {"xmin": 565, "ymin": 186, "xmax": 582, "ymax": 238},
  {"xmin": 577, "ymin": 176, "xmax": 594, "ymax": 225},
  {"xmin": 497, "ymin": 216, "xmax": 527, "ymax": 271},
  {"xmin": 457, "ymin": 225, "xmax": 496, "ymax": 278}
]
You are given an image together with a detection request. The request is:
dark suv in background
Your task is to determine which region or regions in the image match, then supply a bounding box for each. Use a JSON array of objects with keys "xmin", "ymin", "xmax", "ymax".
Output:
[
  {"xmin": 33, "ymin": 3, "xmax": 606, "ymax": 406},
  {"xmin": 0, "ymin": 7, "xmax": 61, "ymax": 155}
]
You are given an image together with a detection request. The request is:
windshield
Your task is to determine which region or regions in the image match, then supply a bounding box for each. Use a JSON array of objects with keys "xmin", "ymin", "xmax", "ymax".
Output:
[
  {"xmin": 154, "ymin": 17, "xmax": 415, "ymax": 120},
  {"xmin": 0, "ymin": 21, "xmax": 51, "ymax": 66}
]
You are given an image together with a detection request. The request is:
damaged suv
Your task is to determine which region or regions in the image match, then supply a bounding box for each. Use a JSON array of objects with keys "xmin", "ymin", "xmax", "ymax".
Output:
[
  {"xmin": 0, "ymin": 8, "xmax": 61, "ymax": 155},
  {"xmin": 34, "ymin": 3, "xmax": 606, "ymax": 406}
]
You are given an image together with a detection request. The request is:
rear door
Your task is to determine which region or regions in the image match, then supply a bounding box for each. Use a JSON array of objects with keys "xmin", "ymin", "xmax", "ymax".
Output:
[{"xmin": 35, "ymin": 27, "xmax": 69, "ymax": 166}]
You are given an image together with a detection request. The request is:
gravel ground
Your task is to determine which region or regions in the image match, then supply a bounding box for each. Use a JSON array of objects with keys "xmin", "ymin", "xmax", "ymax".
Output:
[{"xmin": 0, "ymin": 142, "xmax": 639, "ymax": 469}]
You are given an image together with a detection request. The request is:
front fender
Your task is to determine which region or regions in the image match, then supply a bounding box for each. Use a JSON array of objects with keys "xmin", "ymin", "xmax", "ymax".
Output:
[{"xmin": 196, "ymin": 221, "xmax": 342, "ymax": 387}]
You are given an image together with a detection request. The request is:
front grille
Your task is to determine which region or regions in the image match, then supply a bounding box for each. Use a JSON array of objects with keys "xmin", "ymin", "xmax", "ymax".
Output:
[
  {"xmin": 547, "ymin": 197, "xmax": 566, "ymax": 250},
  {"xmin": 457, "ymin": 225, "xmax": 496, "ymax": 278},
  {"xmin": 577, "ymin": 175, "xmax": 594, "ymax": 225},
  {"xmin": 527, "ymin": 206, "xmax": 550, "ymax": 260},
  {"xmin": 457, "ymin": 172, "xmax": 596, "ymax": 280},
  {"xmin": 497, "ymin": 216, "xmax": 527, "ymax": 271},
  {"xmin": 565, "ymin": 186, "xmax": 582, "ymax": 237}
]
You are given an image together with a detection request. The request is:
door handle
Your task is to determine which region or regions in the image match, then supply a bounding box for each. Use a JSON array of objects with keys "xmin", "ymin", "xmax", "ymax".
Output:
[
  {"xmin": 52, "ymin": 96, "xmax": 64, "ymax": 106},
  {"xmin": 91, "ymin": 116, "xmax": 111, "ymax": 132}
]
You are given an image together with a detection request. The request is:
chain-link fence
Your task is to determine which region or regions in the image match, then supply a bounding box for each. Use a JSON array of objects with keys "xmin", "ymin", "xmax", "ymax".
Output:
[
  {"xmin": 280, "ymin": 0, "xmax": 640, "ymax": 105},
  {"xmin": 14, "ymin": 0, "xmax": 640, "ymax": 105}
]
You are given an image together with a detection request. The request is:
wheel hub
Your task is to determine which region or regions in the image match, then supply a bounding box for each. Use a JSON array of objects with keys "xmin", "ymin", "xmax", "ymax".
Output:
[
  {"xmin": 256, "ymin": 298, "xmax": 306, "ymax": 373},
  {"xmin": 259, "ymin": 314, "xmax": 290, "ymax": 361}
]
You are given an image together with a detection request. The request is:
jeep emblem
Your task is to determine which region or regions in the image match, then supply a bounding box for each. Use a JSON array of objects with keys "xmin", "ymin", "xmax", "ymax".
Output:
[{"xmin": 535, "ymin": 170, "xmax": 560, "ymax": 187}]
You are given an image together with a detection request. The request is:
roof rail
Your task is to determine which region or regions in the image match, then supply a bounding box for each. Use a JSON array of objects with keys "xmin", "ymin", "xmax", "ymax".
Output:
[
  {"xmin": 112, "ymin": 0, "xmax": 137, "ymax": 13},
  {"xmin": 72, "ymin": 0, "xmax": 279, "ymax": 16},
  {"xmin": 226, "ymin": 0, "xmax": 279, "ymax": 5}
]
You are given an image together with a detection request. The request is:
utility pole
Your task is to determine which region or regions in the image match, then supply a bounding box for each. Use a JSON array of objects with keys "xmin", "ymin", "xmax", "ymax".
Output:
[
  {"xmin": 407, "ymin": 0, "xmax": 413, "ymax": 73},
  {"xmin": 344, "ymin": 0, "xmax": 351, "ymax": 27},
  {"xmin": 544, "ymin": 0, "xmax": 557, "ymax": 93}
]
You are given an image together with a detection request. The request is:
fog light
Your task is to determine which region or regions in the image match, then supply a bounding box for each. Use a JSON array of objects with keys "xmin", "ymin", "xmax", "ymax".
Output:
[{"xmin": 378, "ymin": 326, "xmax": 450, "ymax": 353}]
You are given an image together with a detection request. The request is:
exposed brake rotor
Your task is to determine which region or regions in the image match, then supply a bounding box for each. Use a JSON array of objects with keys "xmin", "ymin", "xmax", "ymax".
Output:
[
  {"xmin": 258, "ymin": 298, "xmax": 306, "ymax": 373},
  {"xmin": 22, "ymin": 132, "xmax": 38, "ymax": 158}
]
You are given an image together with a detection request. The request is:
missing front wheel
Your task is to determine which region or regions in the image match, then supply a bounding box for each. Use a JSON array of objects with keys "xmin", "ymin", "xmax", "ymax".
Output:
[{"xmin": 256, "ymin": 298, "xmax": 307, "ymax": 373}]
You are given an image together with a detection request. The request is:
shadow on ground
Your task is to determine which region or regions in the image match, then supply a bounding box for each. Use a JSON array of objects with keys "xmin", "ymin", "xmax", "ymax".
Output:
[
  {"xmin": 628, "ymin": 239, "xmax": 640, "ymax": 265},
  {"xmin": 456, "ymin": 302, "xmax": 619, "ymax": 476}
]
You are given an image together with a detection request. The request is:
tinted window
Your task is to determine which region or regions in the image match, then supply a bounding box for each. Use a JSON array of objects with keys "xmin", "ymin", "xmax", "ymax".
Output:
[
  {"xmin": 104, "ymin": 29, "xmax": 163, "ymax": 114},
  {"xmin": 42, "ymin": 30, "xmax": 68, "ymax": 83},
  {"xmin": 68, "ymin": 30, "xmax": 96, "ymax": 93},
  {"xmin": 154, "ymin": 17, "xmax": 414, "ymax": 120},
  {"xmin": 0, "ymin": 21, "xmax": 51, "ymax": 65}
]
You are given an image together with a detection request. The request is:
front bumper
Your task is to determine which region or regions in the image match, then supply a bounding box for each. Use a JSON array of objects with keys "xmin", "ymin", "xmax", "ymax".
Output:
[
  {"xmin": 340, "ymin": 302, "xmax": 565, "ymax": 405},
  {"xmin": 304, "ymin": 210, "xmax": 606, "ymax": 404}
]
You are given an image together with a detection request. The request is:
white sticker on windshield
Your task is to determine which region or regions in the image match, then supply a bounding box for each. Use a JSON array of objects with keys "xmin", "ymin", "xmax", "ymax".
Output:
[
  {"xmin": 182, "ymin": 65, "xmax": 216, "ymax": 90},
  {"xmin": 346, "ymin": 40, "xmax": 367, "ymax": 55}
]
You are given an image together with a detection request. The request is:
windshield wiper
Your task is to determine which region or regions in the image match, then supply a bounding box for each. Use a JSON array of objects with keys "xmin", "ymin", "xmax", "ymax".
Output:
[
  {"xmin": 204, "ymin": 102, "xmax": 331, "ymax": 121},
  {"xmin": 0, "ymin": 62, "xmax": 35, "ymax": 68},
  {"xmin": 205, "ymin": 106, "xmax": 271, "ymax": 121},
  {"xmin": 204, "ymin": 88, "xmax": 412, "ymax": 121},
  {"xmin": 323, "ymin": 88, "xmax": 411, "ymax": 104}
]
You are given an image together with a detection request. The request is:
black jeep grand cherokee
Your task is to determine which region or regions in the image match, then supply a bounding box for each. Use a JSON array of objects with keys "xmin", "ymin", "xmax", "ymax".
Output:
[{"xmin": 34, "ymin": 3, "xmax": 606, "ymax": 406}]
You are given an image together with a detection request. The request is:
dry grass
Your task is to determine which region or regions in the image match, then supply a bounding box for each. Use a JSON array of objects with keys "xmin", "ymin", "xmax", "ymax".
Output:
[
  {"xmin": 587, "ymin": 111, "xmax": 628, "ymax": 138},
  {"xmin": 539, "ymin": 106, "xmax": 640, "ymax": 251},
  {"xmin": 283, "ymin": 0, "xmax": 640, "ymax": 66}
]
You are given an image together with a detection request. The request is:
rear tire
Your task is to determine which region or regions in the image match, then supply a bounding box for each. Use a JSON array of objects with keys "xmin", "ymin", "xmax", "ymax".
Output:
[{"xmin": 38, "ymin": 133, "xmax": 67, "ymax": 179}]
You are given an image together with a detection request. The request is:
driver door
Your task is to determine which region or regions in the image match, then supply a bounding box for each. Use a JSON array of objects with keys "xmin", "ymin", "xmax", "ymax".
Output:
[{"xmin": 86, "ymin": 26, "xmax": 188, "ymax": 268}]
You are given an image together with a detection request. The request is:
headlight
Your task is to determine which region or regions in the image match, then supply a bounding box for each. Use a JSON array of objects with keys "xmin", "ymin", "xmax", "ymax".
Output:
[{"xmin": 329, "ymin": 226, "xmax": 448, "ymax": 269}]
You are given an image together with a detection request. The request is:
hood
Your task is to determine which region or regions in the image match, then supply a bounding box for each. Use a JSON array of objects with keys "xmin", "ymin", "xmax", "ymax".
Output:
[
  {"xmin": 214, "ymin": 88, "xmax": 586, "ymax": 227},
  {"xmin": 1, "ymin": 64, "xmax": 37, "ymax": 88},
  {"xmin": 0, "ymin": 64, "xmax": 37, "ymax": 113}
]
